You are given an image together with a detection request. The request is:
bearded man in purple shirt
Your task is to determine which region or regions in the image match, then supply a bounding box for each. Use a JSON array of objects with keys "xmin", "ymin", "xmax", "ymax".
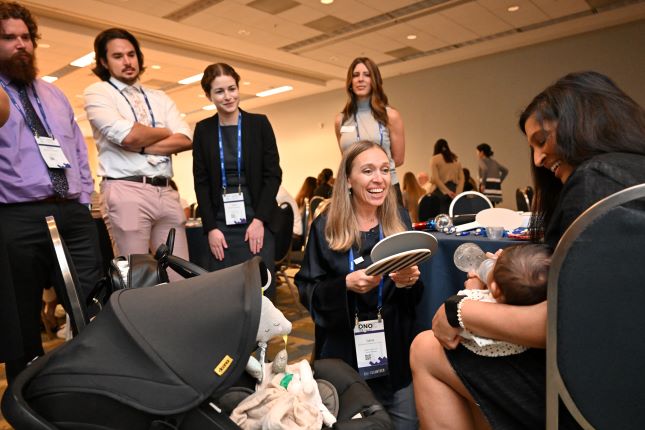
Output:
[{"xmin": 0, "ymin": 1, "xmax": 102, "ymax": 385}]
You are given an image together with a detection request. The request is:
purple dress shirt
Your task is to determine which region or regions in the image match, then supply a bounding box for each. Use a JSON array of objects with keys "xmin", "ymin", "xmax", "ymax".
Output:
[{"xmin": 0, "ymin": 75, "xmax": 93, "ymax": 204}]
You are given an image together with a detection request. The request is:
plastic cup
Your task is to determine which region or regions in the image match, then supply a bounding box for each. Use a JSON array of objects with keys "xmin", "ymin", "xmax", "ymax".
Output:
[{"xmin": 485, "ymin": 226, "xmax": 505, "ymax": 240}]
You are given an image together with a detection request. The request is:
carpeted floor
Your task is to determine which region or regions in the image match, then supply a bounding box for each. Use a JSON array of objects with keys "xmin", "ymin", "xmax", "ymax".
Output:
[{"xmin": 0, "ymin": 271, "xmax": 314, "ymax": 429}]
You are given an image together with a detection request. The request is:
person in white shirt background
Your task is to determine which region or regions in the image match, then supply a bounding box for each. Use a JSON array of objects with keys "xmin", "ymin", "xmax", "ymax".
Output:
[{"xmin": 84, "ymin": 28, "xmax": 192, "ymax": 275}]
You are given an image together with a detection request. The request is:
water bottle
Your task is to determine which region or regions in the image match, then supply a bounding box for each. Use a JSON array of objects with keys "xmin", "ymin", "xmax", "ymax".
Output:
[{"xmin": 476, "ymin": 258, "xmax": 496, "ymax": 285}]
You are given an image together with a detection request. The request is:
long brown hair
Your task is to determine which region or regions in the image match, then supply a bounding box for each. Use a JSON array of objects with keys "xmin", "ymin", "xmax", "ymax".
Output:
[
  {"xmin": 324, "ymin": 141, "xmax": 405, "ymax": 251},
  {"xmin": 295, "ymin": 176, "xmax": 316, "ymax": 208},
  {"xmin": 402, "ymin": 171, "xmax": 425, "ymax": 223},
  {"xmin": 340, "ymin": 57, "xmax": 389, "ymax": 127}
]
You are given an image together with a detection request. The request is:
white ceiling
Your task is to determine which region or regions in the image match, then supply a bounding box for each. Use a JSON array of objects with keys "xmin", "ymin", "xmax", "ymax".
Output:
[{"xmin": 20, "ymin": 0, "xmax": 645, "ymax": 134}]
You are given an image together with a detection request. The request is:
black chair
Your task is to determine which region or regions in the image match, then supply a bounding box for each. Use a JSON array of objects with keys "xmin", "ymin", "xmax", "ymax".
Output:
[
  {"xmin": 417, "ymin": 194, "xmax": 441, "ymax": 221},
  {"xmin": 274, "ymin": 202, "xmax": 305, "ymax": 314},
  {"xmin": 515, "ymin": 187, "xmax": 532, "ymax": 212},
  {"xmin": 547, "ymin": 183, "xmax": 645, "ymax": 429},
  {"xmin": 289, "ymin": 198, "xmax": 310, "ymax": 267},
  {"xmin": 448, "ymin": 191, "xmax": 493, "ymax": 217}
]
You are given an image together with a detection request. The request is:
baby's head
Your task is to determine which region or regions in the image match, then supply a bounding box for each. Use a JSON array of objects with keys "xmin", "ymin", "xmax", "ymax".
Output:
[{"xmin": 489, "ymin": 244, "xmax": 551, "ymax": 305}]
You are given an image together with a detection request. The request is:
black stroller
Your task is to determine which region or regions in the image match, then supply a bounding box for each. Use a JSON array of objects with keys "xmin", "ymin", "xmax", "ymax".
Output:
[{"xmin": 2, "ymin": 222, "xmax": 392, "ymax": 429}]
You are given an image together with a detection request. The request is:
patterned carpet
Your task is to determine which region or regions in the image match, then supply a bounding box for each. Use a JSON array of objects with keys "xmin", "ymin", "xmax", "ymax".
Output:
[{"xmin": 0, "ymin": 269, "xmax": 314, "ymax": 429}]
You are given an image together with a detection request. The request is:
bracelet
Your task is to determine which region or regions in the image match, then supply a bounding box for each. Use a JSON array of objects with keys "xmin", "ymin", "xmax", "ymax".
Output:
[
  {"xmin": 444, "ymin": 294, "xmax": 467, "ymax": 328},
  {"xmin": 140, "ymin": 146, "xmax": 145, "ymax": 154},
  {"xmin": 457, "ymin": 297, "xmax": 471, "ymax": 329}
]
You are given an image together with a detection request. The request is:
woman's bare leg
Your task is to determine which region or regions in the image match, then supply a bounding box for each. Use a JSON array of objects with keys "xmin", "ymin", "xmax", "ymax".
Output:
[{"xmin": 410, "ymin": 330, "xmax": 487, "ymax": 430}]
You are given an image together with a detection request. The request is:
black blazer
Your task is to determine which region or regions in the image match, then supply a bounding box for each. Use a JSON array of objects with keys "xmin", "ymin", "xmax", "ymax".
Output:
[{"xmin": 193, "ymin": 109, "xmax": 282, "ymax": 234}]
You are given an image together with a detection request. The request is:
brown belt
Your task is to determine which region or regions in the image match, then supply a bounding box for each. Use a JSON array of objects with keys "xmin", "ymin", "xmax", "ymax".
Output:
[{"xmin": 104, "ymin": 176, "xmax": 170, "ymax": 187}]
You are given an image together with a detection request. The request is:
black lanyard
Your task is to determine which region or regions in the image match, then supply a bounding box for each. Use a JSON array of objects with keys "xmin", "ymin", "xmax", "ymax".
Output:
[{"xmin": 349, "ymin": 225, "xmax": 384, "ymax": 323}]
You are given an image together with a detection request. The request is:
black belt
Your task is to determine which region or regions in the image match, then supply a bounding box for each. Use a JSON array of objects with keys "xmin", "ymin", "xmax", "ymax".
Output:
[{"xmin": 105, "ymin": 176, "xmax": 170, "ymax": 187}]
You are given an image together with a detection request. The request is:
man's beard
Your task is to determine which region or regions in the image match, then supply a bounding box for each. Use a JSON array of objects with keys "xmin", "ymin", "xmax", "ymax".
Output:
[{"xmin": 0, "ymin": 51, "xmax": 38, "ymax": 85}]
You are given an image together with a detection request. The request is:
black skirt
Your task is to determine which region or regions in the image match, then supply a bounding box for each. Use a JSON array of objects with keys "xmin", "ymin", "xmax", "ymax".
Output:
[{"xmin": 445, "ymin": 345, "xmax": 582, "ymax": 429}]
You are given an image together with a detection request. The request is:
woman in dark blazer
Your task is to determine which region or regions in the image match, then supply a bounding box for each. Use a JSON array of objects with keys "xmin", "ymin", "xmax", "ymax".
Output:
[{"xmin": 193, "ymin": 63, "xmax": 282, "ymax": 298}]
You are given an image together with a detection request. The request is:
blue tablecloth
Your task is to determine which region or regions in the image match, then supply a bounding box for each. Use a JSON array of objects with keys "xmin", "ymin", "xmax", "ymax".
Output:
[{"xmin": 415, "ymin": 232, "xmax": 515, "ymax": 331}]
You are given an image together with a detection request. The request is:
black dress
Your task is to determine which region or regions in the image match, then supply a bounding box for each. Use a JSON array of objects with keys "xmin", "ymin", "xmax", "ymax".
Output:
[
  {"xmin": 295, "ymin": 210, "xmax": 423, "ymax": 393},
  {"xmin": 445, "ymin": 152, "xmax": 645, "ymax": 429}
]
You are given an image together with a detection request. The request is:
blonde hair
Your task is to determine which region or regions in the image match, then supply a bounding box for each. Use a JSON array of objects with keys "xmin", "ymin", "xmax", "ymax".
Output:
[
  {"xmin": 325, "ymin": 141, "xmax": 405, "ymax": 251},
  {"xmin": 402, "ymin": 171, "xmax": 425, "ymax": 223}
]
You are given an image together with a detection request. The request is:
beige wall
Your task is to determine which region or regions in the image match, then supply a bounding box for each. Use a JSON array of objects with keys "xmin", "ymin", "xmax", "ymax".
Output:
[{"xmin": 91, "ymin": 20, "xmax": 644, "ymax": 208}]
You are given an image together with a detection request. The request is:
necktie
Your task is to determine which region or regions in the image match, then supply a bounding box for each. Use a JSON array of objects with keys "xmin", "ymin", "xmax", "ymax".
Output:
[
  {"xmin": 123, "ymin": 86, "xmax": 151, "ymax": 126},
  {"xmin": 16, "ymin": 84, "xmax": 69, "ymax": 198}
]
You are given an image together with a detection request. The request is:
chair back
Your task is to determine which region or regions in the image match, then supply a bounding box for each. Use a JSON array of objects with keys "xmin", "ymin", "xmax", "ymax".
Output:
[
  {"xmin": 418, "ymin": 194, "xmax": 441, "ymax": 221},
  {"xmin": 274, "ymin": 202, "xmax": 294, "ymax": 265},
  {"xmin": 309, "ymin": 196, "xmax": 325, "ymax": 219},
  {"xmin": 516, "ymin": 187, "xmax": 531, "ymax": 212},
  {"xmin": 547, "ymin": 183, "xmax": 645, "ymax": 429},
  {"xmin": 448, "ymin": 191, "xmax": 493, "ymax": 217},
  {"xmin": 46, "ymin": 216, "xmax": 87, "ymax": 335}
]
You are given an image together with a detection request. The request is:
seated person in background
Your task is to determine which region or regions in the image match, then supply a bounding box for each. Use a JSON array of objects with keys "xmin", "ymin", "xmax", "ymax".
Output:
[
  {"xmin": 462, "ymin": 168, "xmax": 477, "ymax": 192},
  {"xmin": 313, "ymin": 168, "xmax": 333, "ymax": 198},
  {"xmin": 296, "ymin": 141, "xmax": 422, "ymax": 430},
  {"xmin": 401, "ymin": 171, "xmax": 425, "ymax": 223},
  {"xmin": 416, "ymin": 171, "xmax": 433, "ymax": 194},
  {"xmin": 455, "ymin": 244, "xmax": 550, "ymax": 357},
  {"xmin": 295, "ymin": 176, "xmax": 316, "ymax": 211}
]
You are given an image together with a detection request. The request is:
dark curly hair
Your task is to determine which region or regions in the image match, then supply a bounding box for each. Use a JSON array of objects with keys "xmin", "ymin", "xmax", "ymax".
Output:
[{"xmin": 0, "ymin": 2, "xmax": 40, "ymax": 47}]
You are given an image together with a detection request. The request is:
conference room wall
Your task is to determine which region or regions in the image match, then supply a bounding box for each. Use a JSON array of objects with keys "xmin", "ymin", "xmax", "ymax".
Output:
[
  {"xmin": 148, "ymin": 20, "xmax": 643, "ymax": 208},
  {"xmin": 249, "ymin": 19, "xmax": 644, "ymax": 210}
]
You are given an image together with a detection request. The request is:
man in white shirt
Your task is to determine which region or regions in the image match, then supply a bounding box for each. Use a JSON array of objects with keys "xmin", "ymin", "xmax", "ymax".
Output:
[{"xmin": 84, "ymin": 28, "xmax": 192, "ymax": 269}]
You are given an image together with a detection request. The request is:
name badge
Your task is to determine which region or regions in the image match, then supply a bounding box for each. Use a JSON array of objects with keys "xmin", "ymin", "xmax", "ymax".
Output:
[
  {"xmin": 223, "ymin": 192, "xmax": 247, "ymax": 225},
  {"xmin": 340, "ymin": 125, "xmax": 356, "ymax": 133},
  {"xmin": 353, "ymin": 318, "xmax": 389, "ymax": 380},
  {"xmin": 36, "ymin": 136, "xmax": 71, "ymax": 169}
]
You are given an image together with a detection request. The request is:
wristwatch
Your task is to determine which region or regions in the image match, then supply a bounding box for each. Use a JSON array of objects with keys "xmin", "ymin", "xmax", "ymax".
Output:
[{"xmin": 444, "ymin": 294, "xmax": 467, "ymax": 328}]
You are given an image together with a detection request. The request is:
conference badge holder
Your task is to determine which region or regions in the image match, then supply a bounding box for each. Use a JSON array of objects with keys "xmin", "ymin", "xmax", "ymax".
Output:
[
  {"xmin": 223, "ymin": 192, "xmax": 247, "ymax": 225},
  {"xmin": 36, "ymin": 136, "xmax": 71, "ymax": 169},
  {"xmin": 353, "ymin": 317, "xmax": 389, "ymax": 380}
]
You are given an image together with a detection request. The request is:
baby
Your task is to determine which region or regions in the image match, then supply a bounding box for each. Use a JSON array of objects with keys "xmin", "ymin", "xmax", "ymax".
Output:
[{"xmin": 458, "ymin": 243, "xmax": 550, "ymax": 356}]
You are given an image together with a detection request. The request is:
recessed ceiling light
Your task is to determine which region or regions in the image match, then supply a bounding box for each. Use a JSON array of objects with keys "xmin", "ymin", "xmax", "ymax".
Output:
[
  {"xmin": 180, "ymin": 113, "xmax": 186, "ymax": 118},
  {"xmin": 238, "ymin": 29, "xmax": 250, "ymax": 36},
  {"xmin": 507, "ymin": 5, "xmax": 520, "ymax": 12},
  {"xmin": 256, "ymin": 85, "xmax": 293, "ymax": 98},
  {"xmin": 70, "ymin": 52, "xmax": 95, "ymax": 68},
  {"xmin": 407, "ymin": 34, "xmax": 417, "ymax": 40},
  {"xmin": 150, "ymin": 64, "xmax": 161, "ymax": 70},
  {"xmin": 197, "ymin": 94, "xmax": 206, "ymax": 98},
  {"xmin": 42, "ymin": 75, "xmax": 58, "ymax": 83},
  {"xmin": 242, "ymin": 81, "xmax": 251, "ymax": 86},
  {"xmin": 178, "ymin": 73, "xmax": 203, "ymax": 85},
  {"xmin": 39, "ymin": 43, "xmax": 50, "ymax": 48},
  {"xmin": 321, "ymin": 0, "xmax": 334, "ymax": 4},
  {"xmin": 202, "ymin": 104, "xmax": 216, "ymax": 111}
]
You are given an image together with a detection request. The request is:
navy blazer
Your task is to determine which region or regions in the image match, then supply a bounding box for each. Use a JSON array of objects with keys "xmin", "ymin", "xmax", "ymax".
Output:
[{"xmin": 192, "ymin": 109, "xmax": 282, "ymax": 234}]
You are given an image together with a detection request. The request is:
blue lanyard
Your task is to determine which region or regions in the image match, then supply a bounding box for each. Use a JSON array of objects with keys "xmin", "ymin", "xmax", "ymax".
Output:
[
  {"xmin": 108, "ymin": 81, "xmax": 156, "ymax": 128},
  {"xmin": 218, "ymin": 113, "xmax": 242, "ymax": 194},
  {"xmin": 349, "ymin": 225, "xmax": 384, "ymax": 320},
  {"xmin": 354, "ymin": 113, "xmax": 383, "ymax": 146},
  {"xmin": 0, "ymin": 80, "xmax": 53, "ymax": 138}
]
